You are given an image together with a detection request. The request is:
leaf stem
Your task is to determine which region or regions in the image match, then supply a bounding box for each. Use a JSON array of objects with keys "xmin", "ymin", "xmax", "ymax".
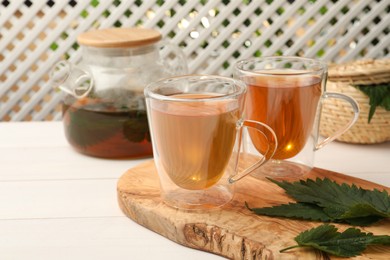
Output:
[
  {"xmin": 279, "ymin": 244, "xmax": 302, "ymax": 253},
  {"xmin": 244, "ymin": 201, "xmax": 252, "ymax": 211}
]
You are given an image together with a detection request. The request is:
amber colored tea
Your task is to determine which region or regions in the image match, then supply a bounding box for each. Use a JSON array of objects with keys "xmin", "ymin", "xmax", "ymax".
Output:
[
  {"xmin": 246, "ymin": 74, "xmax": 321, "ymax": 160},
  {"xmin": 62, "ymin": 98, "xmax": 152, "ymax": 159},
  {"xmin": 150, "ymin": 93, "xmax": 239, "ymax": 190}
]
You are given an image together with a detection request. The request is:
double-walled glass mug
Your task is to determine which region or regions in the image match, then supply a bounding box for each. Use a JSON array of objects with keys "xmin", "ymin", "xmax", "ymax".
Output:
[
  {"xmin": 235, "ymin": 56, "xmax": 359, "ymax": 178},
  {"xmin": 144, "ymin": 75, "xmax": 277, "ymax": 209},
  {"xmin": 50, "ymin": 28, "xmax": 187, "ymax": 159}
]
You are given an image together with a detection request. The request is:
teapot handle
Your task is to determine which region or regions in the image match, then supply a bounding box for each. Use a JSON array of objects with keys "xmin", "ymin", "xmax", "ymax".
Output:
[
  {"xmin": 50, "ymin": 61, "xmax": 94, "ymax": 99},
  {"xmin": 158, "ymin": 39, "xmax": 188, "ymax": 75}
]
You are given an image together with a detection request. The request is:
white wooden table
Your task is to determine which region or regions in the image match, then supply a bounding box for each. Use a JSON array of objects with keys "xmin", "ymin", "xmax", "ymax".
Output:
[{"xmin": 1, "ymin": 122, "xmax": 389, "ymax": 259}]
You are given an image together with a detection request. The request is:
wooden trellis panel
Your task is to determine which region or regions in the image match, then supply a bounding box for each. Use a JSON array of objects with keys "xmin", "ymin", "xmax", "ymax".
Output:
[{"xmin": 1, "ymin": 0, "xmax": 389, "ymax": 121}]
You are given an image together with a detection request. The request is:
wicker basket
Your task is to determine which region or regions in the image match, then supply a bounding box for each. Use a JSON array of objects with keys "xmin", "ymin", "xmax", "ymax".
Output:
[{"xmin": 320, "ymin": 59, "xmax": 390, "ymax": 144}]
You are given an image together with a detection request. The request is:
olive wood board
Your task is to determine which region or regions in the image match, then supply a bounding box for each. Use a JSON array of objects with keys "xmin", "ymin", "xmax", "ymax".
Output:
[{"xmin": 117, "ymin": 159, "xmax": 390, "ymax": 259}]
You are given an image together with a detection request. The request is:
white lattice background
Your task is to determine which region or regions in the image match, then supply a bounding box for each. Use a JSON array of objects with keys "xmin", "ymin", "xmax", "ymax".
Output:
[{"xmin": 1, "ymin": 0, "xmax": 389, "ymax": 121}]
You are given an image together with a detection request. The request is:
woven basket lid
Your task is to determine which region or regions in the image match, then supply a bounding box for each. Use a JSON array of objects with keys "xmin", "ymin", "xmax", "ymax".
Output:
[
  {"xmin": 328, "ymin": 59, "xmax": 390, "ymax": 85},
  {"xmin": 77, "ymin": 27, "xmax": 162, "ymax": 48}
]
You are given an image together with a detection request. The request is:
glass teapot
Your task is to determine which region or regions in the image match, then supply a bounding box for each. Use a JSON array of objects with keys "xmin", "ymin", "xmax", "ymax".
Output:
[{"xmin": 50, "ymin": 27, "xmax": 187, "ymax": 159}]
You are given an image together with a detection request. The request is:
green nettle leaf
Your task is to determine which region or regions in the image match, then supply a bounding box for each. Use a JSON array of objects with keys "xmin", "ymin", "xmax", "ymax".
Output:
[
  {"xmin": 342, "ymin": 215, "xmax": 384, "ymax": 226},
  {"xmin": 280, "ymin": 224, "xmax": 390, "ymax": 257},
  {"xmin": 248, "ymin": 178, "xmax": 390, "ymax": 257},
  {"xmin": 246, "ymin": 178, "xmax": 390, "ymax": 226},
  {"xmin": 246, "ymin": 202, "xmax": 332, "ymax": 222},
  {"xmin": 354, "ymin": 83, "xmax": 390, "ymax": 123}
]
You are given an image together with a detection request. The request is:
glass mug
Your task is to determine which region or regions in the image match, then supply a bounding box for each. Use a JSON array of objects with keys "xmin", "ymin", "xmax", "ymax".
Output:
[
  {"xmin": 144, "ymin": 75, "xmax": 277, "ymax": 209},
  {"xmin": 235, "ymin": 56, "xmax": 359, "ymax": 178}
]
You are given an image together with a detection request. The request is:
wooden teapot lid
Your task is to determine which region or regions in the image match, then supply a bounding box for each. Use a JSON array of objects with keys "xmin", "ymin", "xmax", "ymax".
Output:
[{"xmin": 77, "ymin": 27, "xmax": 162, "ymax": 48}]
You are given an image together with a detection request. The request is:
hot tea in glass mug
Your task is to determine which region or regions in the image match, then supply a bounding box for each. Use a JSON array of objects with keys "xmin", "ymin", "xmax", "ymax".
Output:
[
  {"xmin": 144, "ymin": 75, "xmax": 277, "ymax": 209},
  {"xmin": 235, "ymin": 56, "xmax": 359, "ymax": 178}
]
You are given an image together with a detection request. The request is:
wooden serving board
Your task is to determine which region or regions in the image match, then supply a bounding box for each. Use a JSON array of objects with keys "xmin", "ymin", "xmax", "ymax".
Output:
[{"xmin": 117, "ymin": 159, "xmax": 390, "ymax": 259}]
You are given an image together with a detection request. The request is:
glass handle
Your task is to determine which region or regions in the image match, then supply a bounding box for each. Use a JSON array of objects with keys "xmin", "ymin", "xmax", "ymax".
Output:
[
  {"xmin": 229, "ymin": 120, "xmax": 277, "ymax": 183},
  {"xmin": 315, "ymin": 92, "xmax": 360, "ymax": 150}
]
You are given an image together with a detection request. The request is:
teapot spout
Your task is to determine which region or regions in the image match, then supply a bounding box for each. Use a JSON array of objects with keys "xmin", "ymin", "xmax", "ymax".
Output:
[{"xmin": 50, "ymin": 60, "xmax": 93, "ymax": 99}]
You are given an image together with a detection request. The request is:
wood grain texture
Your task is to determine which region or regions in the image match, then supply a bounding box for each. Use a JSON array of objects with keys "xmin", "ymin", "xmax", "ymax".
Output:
[{"xmin": 117, "ymin": 159, "xmax": 390, "ymax": 259}]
